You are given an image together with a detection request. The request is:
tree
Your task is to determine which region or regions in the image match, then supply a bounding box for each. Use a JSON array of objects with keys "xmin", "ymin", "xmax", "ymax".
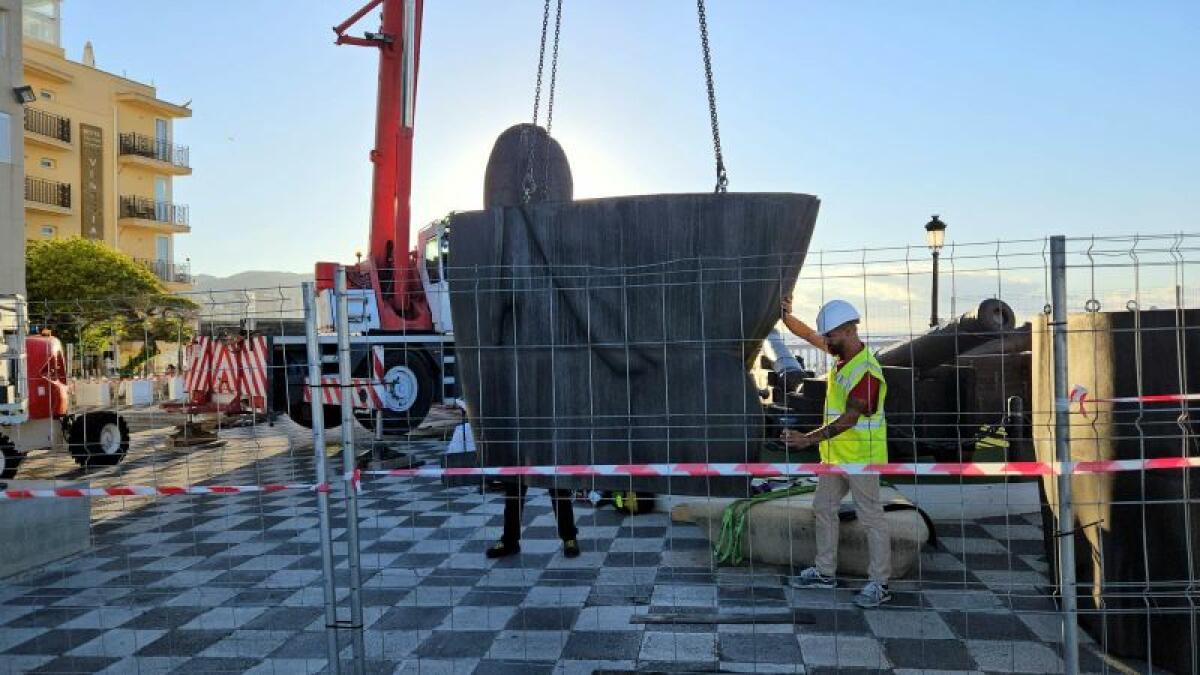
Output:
[{"xmin": 25, "ymin": 238, "xmax": 198, "ymax": 371}]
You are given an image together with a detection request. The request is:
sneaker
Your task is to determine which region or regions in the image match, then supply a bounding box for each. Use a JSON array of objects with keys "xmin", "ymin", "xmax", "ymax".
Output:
[
  {"xmin": 789, "ymin": 567, "xmax": 837, "ymax": 589},
  {"xmin": 485, "ymin": 541, "xmax": 520, "ymax": 559},
  {"xmin": 562, "ymin": 539, "xmax": 581, "ymax": 558},
  {"xmin": 853, "ymin": 581, "xmax": 892, "ymax": 608}
]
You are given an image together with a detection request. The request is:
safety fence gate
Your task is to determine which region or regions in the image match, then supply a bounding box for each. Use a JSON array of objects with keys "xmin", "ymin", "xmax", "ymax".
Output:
[{"xmin": 0, "ymin": 236, "xmax": 1196, "ymax": 674}]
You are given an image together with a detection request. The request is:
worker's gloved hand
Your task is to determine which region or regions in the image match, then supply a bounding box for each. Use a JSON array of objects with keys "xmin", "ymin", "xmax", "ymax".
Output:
[{"xmin": 781, "ymin": 295, "xmax": 793, "ymax": 318}]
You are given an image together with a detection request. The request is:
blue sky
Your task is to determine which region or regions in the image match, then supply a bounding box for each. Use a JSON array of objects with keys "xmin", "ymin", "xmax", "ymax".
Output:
[{"xmin": 63, "ymin": 1, "xmax": 1198, "ymax": 276}]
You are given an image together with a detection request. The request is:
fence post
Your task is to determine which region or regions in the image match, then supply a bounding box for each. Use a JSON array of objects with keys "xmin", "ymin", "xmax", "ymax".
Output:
[
  {"xmin": 1050, "ymin": 235, "xmax": 1081, "ymax": 674},
  {"xmin": 302, "ymin": 282, "xmax": 343, "ymax": 674},
  {"xmin": 334, "ymin": 266, "xmax": 367, "ymax": 674}
]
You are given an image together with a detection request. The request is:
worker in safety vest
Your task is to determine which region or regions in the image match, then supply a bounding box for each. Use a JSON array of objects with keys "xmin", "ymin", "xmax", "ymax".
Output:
[{"xmin": 779, "ymin": 297, "xmax": 892, "ymax": 608}]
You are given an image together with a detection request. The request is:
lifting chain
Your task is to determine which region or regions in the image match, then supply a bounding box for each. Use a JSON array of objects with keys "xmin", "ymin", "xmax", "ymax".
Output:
[
  {"xmin": 523, "ymin": 0, "xmax": 563, "ymax": 203},
  {"xmin": 696, "ymin": 0, "xmax": 728, "ymax": 193},
  {"xmin": 546, "ymin": 0, "xmax": 563, "ymax": 136}
]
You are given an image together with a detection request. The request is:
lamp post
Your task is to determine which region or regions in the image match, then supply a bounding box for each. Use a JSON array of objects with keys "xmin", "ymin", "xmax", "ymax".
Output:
[{"xmin": 925, "ymin": 215, "xmax": 947, "ymax": 328}]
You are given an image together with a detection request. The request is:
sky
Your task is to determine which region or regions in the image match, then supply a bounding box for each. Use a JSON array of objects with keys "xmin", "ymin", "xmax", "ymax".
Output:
[{"xmin": 61, "ymin": 0, "xmax": 1199, "ymax": 277}]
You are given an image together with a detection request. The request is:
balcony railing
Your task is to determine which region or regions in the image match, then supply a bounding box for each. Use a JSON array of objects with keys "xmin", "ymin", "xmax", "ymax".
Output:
[
  {"xmin": 118, "ymin": 132, "xmax": 190, "ymax": 169},
  {"xmin": 24, "ymin": 176, "xmax": 71, "ymax": 208},
  {"xmin": 120, "ymin": 196, "xmax": 189, "ymax": 227},
  {"xmin": 23, "ymin": 107, "xmax": 71, "ymax": 143},
  {"xmin": 136, "ymin": 258, "xmax": 192, "ymax": 285}
]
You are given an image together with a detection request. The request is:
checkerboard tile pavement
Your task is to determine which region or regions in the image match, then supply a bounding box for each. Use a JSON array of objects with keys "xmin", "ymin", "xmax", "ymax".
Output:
[{"xmin": 1, "ymin": 421, "xmax": 1148, "ymax": 673}]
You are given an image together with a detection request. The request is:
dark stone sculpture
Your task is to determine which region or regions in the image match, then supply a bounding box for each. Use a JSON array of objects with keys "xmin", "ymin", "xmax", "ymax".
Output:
[
  {"xmin": 483, "ymin": 124, "xmax": 573, "ymax": 208},
  {"xmin": 448, "ymin": 192, "xmax": 819, "ymax": 496}
]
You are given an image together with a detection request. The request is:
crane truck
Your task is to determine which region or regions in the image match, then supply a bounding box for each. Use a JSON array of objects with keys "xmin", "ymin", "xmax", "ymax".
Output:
[{"xmin": 259, "ymin": 0, "xmax": 454, "ymax": 433}]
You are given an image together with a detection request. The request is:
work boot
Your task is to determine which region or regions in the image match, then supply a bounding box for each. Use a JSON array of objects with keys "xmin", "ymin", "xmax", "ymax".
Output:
[
  {"xmin": 485, "ymin": 541, "xmax": 520, "ymax": 559},
  {"xmin": 853, "ymin": 581, "xmax": 892, "ymax": 608},
  {"xmin": 789, "ymin": 567, "xmax": 837, "ymax": 589},
  {"xmin": 562, "ymin": 539, "xmax": 581, "ymax": 558}
]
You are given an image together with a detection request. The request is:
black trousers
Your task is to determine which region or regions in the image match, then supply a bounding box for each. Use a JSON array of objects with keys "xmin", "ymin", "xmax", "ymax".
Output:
[{"xmin": 501, "ymin": 482, "xmax": 577, "ymax": 545}]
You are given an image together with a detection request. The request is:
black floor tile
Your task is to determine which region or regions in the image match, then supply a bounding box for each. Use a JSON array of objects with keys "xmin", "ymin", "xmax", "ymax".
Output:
[
  {"xmin": 375, "ymin": 606, "xmax": 451, "ymax": 631},
  {"xmin": 413, "ymin": 630, "xmax": 498, "ymax": 658},
  {"xmin": 718, "ymin": 631, "xmax": 804, "ymax": 663},
  {"xmin": 4, "ymin": 607, "xmax": 90, "ymax": 629},
  {"xmin": 30, "ymin": 656, "xmax": 120, "ymax": 673},
  {"xmin": 941, "ymin": 610, "xmax": 1041, "ymax": 642},
  {"xmin": 134, "ymin": 629, "xmax": 232, "ymax": 656},
  {"xmin": 267, "ymin": 631, "xmax": 330, "ymax": 659},
  {"xmin": 5, "ymin": 630, "xmax": 104, "ymax": 655},
  {"xmin": 242, "ymin": 607, "xmax": 324, "ymax": 631},
  {"xmin": 505, "ymin": 606, "xmax": 580, "ymax": 630},
  {"xmin": 883, "ymin": 637, "xmax": 977, "ymax": 670},
  {"xmin": 560, "ymin": 631, "xmax": 643, "ymax": 660},
  {"xmin": 120, "ymin": 606, "xmax": 208, "ymax": 630}
]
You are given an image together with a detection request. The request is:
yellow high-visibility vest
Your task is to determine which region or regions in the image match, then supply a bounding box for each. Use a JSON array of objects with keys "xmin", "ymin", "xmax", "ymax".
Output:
[{"xmin": 820, "ymin": 346, "xmax": 888, "ymax": 465}]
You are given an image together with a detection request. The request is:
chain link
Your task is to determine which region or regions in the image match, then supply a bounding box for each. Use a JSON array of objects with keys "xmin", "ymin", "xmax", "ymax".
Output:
[
  {"xmin": 542, "ymin": 0, "xmax": 564, "ymax": 199},
  {"xmin": 523, "ymin": 0, "xmax": 554, "ymax": 203},
  {"xmin": 696, "ymin": 0, "xmax": 728, "ymax": 193},
  {"xmin": 546, "ymin": 0, "xmax": 563, "ymax": 137}
]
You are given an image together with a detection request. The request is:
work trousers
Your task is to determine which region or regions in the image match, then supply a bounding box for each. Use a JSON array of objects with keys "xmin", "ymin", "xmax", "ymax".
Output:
[
  {"xmin": 812, "ymin": 473, "xmax": 891, "ymax": 583},
  {"xmin": 501, "ymin": 482, "xmax": 577, "ymax": 545}
]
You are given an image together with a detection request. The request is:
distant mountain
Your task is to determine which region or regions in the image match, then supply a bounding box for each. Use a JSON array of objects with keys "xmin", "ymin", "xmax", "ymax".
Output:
[
  {"xmin": 192, "ymin": 270, "xmax": 313, "ymax": 293},
  {"xmin": 189, "ymin": 270, "xmax": 313, "ymax": 321}
]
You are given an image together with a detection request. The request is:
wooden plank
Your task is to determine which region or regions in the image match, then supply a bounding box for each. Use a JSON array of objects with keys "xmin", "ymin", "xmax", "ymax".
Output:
[{"xmin": 631, "ymin": 611, "xmax": 815, "ymax": 625}]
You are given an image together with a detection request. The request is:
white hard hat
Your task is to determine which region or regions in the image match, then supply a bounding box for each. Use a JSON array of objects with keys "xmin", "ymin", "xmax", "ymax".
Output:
[{"xmin": 815, "ymin": 299, "xmax": 860, "ymax": 335}]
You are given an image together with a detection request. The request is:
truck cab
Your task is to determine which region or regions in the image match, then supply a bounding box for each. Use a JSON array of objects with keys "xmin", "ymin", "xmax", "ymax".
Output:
[{"xmin": 416, "ymin": 219, "xmax": 453, "ymax": 336}]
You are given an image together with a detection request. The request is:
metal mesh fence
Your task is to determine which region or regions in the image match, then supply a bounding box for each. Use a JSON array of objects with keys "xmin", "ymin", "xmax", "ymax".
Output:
[{"xmin": 0, "ymin": 234, "xmax": 1196, "ymax": 673}]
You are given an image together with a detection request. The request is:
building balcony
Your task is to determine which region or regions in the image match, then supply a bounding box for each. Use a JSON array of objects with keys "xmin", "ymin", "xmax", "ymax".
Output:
[
  {"xmin": 24, "ymin": 176, "xmax": 72, "ymax": 215},
  {"xmin": 119, "ymin": 196, "xmax": 190, "ymax": 233},
  {"xmin": 23, "ymin": 107, "xmax": 71, "ymax": 149},
  {"xmin": 118, "ymin": 132, "xmax": 191, "ymax": 175},
  {"xmin": 136, "ymin": 258, "xmax": 193, "ymax": 285}
]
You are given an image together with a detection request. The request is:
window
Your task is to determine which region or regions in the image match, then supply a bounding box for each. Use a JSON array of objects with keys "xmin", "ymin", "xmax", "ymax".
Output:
[
  {"xmin": 155, "ymin": 118, "xmax": 169, "ymax": 144},
  {"xmin": 424, "ymin": 236, "xmax": 441, "ymax": 283},
  {"xmin": 0, "ymin": 112, "xmax": 11, "ymax": 164},
  {"xmin": 39, "ymin": 89, "xmax": 54, "ymax": 101},
  {"xmin": 22, "ymin": 0, "xmax": 61, "ymax": 47},
  {"xmin": 40, "ymin": 225, "xmax": 56, "ymax": 238},
  {"xmin": 154, "ymin": 177, "xmax": 169, "ymax": 221},
  {"xmin": 39, "ymin": 157, "xmax": 55, "ymax": 169},
  {"xmin": 0, "ymin": 10, "xmax": 8, "ymax": 58},
  {"xmin": 155, "ymin": 235, "xmax": 170, "ymax": 262}
]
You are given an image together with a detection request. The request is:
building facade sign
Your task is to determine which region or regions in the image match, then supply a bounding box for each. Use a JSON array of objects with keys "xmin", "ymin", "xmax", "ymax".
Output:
[{"xmin": 79, "ymin": 122, "xmax": 103, "ymax": 239}]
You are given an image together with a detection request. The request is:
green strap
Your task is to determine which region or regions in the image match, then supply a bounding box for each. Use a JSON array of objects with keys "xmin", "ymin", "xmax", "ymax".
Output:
[{"xmin": 713, "ymin": 484, "xmax": 817, "ymax": 566}]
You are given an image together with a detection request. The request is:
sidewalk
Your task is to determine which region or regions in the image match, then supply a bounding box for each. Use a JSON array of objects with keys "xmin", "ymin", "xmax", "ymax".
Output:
[{"xmin": 1, "ymin": 423, "xmax": 1143, "ymax": 674}]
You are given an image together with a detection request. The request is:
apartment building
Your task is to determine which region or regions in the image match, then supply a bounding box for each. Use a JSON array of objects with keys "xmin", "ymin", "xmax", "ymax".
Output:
[{"xmin": 20, "ymin": 0, "xmax": 193, "ymax": 290}]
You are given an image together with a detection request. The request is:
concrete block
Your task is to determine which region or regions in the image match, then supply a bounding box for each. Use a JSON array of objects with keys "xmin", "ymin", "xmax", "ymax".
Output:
[
  {"xmin": 0, "ymin": 480, "xmax": 91, "ymax": 578},
  {"xmin": 679, "ymin": 486, "xmax": 929, "ymax": 578}
]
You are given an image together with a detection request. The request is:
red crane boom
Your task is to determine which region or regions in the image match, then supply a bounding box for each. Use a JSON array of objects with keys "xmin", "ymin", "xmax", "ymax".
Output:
[{"xmin": 328, "ymin": 0, "xmax": 431, "ymax": 332}]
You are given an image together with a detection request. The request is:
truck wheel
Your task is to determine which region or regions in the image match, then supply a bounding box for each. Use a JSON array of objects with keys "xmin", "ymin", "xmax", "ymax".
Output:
[
  {"xmin": 0, "ymin": 433, "xmax": 22, "ymax": 480},
  {"xmin": 355, "ymin": 349, "xmax": 436, "ymax": 434},
  {"xmin": 69, "ymin": 412, "xmax": 130, "ymax": 468}
]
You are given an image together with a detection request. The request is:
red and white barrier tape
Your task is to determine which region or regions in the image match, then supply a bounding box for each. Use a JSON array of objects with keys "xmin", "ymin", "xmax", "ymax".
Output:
[
  {"xmin": 1069, "ymin": 385, "xmax": 1200, "ymax": 415},
  {"xmin": 0, "ymin": 482, "xmax": 319, "ymax": 500},
  {"xmin": 363, "ymin": 456, "xmax": 1200, "ymax": 479},
  {"xmin": 5, "ymin": 457, "xmax": 1196, "ymax": 499}
]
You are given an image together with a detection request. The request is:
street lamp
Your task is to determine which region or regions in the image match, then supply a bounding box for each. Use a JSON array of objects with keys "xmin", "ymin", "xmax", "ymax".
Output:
[
  {"xmin": 925, "ymin": 215, "xmax": 947, "ymax": 328},
  {"xmin": 12, "ymin": 86, "xmax": 35, "ymax": 105}
]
